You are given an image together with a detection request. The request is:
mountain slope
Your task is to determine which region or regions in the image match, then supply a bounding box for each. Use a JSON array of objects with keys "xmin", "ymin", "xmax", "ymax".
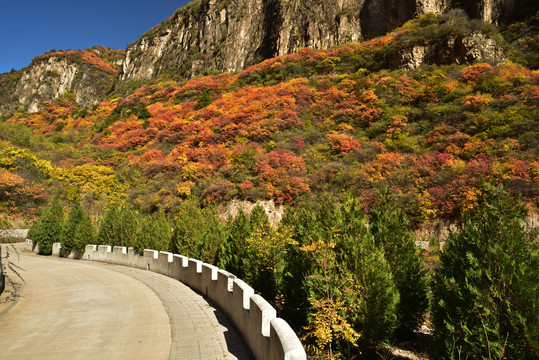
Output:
[{"xmin": 1, "ymin": 14, "xmax": 537, "ymax": 227}]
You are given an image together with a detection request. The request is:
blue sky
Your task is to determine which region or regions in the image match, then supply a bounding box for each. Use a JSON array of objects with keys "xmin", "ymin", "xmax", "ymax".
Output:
[{"xmin": 0, "ymin": 0, "xmax": 190, "ymax": 74}]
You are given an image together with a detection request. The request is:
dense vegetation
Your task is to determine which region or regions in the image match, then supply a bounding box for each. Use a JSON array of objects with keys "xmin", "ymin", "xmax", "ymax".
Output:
[
  {"xmin": 28, "ymin": 185, "xmax": 538, "ymax": 358},
  {"xmin": 2, "ymin": 10, "xmax": 538, "ymax": 359}
]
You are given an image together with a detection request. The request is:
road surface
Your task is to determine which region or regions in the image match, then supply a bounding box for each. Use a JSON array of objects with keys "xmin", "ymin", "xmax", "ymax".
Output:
[{"xmin": 0, "ymin": 244, "xmax": 251, "ymax": 360}]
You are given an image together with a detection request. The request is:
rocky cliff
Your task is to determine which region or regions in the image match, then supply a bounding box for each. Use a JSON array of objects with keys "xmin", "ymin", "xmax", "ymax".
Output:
[
  {"xmin": 120, "ymin": 0, "xmax": 533, "ymax": 81},
  {"xmin": 3, "ymin": 47, "xmax": 123, "ymax": 113},
  {"xmin": 2, "ymin": 0, "xmax": 535, "ymax": 113}
]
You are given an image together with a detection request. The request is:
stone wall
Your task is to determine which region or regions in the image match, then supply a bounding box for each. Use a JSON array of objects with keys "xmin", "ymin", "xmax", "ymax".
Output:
[{"xmin": 25, "ymin": 239, "xmax": 306, "ymax": 360}]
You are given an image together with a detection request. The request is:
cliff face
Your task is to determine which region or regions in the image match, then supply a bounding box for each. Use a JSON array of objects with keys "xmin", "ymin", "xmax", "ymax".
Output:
[
  {"xmin": 389, "ymin": 31, "xmax": 506, "ymax": 70},
  {"xmin": 9, "ymin": 47, "xmax": 123, "ymax": 113},
  {"xmin": 120, "ymin": 0, "xmax": 271, "ymax": 80},
  {"xmin": 5, "ymin": 0, "xmax": 533, "ymax": 113},
  {"xmin": 120, "ymin": 0, "xmax": 531, "ymax": 81}
]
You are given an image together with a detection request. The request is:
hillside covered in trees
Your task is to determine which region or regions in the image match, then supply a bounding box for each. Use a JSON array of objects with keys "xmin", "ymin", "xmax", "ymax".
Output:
[{"xmin": 1, "ymin": 8, "xmax": 538, "ymax": 360}]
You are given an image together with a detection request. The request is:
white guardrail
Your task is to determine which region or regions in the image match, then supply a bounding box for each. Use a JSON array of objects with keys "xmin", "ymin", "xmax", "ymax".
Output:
[{"xmin": 26, "ymin": 239, "xmax": 306, "ymax": 360}]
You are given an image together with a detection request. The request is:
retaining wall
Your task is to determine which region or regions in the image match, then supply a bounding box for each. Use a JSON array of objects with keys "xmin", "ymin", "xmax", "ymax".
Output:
[{"xmin": 25, "ymin": 240, "xmax": 306, "ymax": 360}]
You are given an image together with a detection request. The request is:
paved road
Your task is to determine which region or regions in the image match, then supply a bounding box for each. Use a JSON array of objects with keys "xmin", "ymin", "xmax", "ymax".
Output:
[{"xmin": 0, "ymin": 244, "xmax": 251, "ymax": 360}]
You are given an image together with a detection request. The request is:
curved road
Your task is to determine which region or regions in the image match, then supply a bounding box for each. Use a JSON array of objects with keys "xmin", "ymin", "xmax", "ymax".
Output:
[{"xmin": 0, "ymin": 244, "xmax": 251, "ymax": 360}]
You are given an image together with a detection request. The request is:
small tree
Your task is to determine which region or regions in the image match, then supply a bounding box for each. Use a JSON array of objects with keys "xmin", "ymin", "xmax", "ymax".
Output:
[
  {"xmin": 283, "ymin": 193, "xmax": 399, "ymax": 355},
  {"xmin": 62, "ymin": 197, "xmax": 84, "ymax": 252},
  {"xmin": 31, "ymin": 197, "xmax": 64, "ymax": 255},
  {"xmin": 335, "ymin": 194, "xmax": 400, "ymax": 350},
  {"xmin": 301, "ymin": 239, "xmax": 360, "ymax": 359},
  {"xmin": 136, "ymin": 212, "xmax": 172, "ymax": 252},
  {"xmin": 370, "ymin": 195, "xmax": 430, "ymax": 336},
  {"xmin": 96, "ymin": 202, "xmax": 139, "ymax": 248},
  {"xmin": 432, "ymin": 185, "xmax": 539, "ymax": 359},
  {"xmin": 170, "ymin": 197, "xmax": 205, "ymax": 257},
  {"xmin": 73, "ymin": 213, "xmax": 95, "ymax": 253},
  {"xmin": 217, "ymin": 209, "xmax": 252, "ymax": 277}
]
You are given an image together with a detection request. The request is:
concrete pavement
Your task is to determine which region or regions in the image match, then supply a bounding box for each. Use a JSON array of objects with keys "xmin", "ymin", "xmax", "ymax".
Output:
[{"xmin": 0, "ymin": 244, "xmax": 251, "ymax": 360}]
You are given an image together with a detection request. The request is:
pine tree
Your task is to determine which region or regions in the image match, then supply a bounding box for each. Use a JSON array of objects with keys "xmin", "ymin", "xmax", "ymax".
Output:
[
  {"xmin": 170, "ymin": 197, "xmax": 205, "ymax": 257},
  {"xmin": 280, "ymin": 202, "xmax": 318, "ymax": 329},
  {"xmin": 196, "ymin": 208, "xmax": 228, "ymax": 264},
  {"xmin": 370, "ymin": 196, "xmax": 430, "ymax": 336},
  {"xmin": 31, "ymin": 197, "xmax": 64, "ymax": 255},
  {"xmin": 136, "ymin": 212, "xmax": 172, "ymax": 252},
  {"xmin": 73, "ymin": 213, "xmax": 95, "ymax": 253},
  {"xmin": 283, "ymin": 193, "xmax": 399, "ymax": 354},
  {"xmin": 217, "ymin": 209, "xmax": 252, "ymax": 277},
  {"xmin": 96, "ymin": 203, "xmax": 119, "ymax": 246},
  {"xmin": 62, "ymin": 197, "xmax": 84, "ymax": 252},
  {"xmin": 96, "ymin": 202, "xmax": 140, "ymax": 248},
  {"xmin": 335, "ymin": 194, "xmax": 399, "ymax": 350},
  {"xmin": 432, "ymin": 185, "xmax": 539, "ymax": 360}
]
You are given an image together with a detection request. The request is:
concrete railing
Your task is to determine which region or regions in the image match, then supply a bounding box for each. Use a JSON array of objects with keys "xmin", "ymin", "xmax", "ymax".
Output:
[{"xmin": 25, "ymin": 239, "xmax": 306, "ymax": 360}]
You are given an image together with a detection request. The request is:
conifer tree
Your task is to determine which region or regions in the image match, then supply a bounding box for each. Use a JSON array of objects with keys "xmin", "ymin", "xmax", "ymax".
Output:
[
  {"xmin": 217, "ymin": 209, "xmax": 252, "ymax": 277},
  {"xmin": 242, "ymin": 205, "xmax": 271, "ymax": 286},
  {"xmin": 96, "ymin": 203, "xmax": 119, "ymax": 246},
  {"xmin": 73, "ymin": 212, "xmax": 95, "ymax": 253},
  {"xmin": 96, "ymin": 202, "xmax": 139, "ymax": 248},
  {"xmin": 170, "ymin": 198, "xmax": 205, "ymax": 257},
  {"xmin": 283, "ymin": 194, "xmax": 399, "ymax": 354},
  {"xmin": 196, "ymin": 208, "xmax": 228, "ymax": 264},
  {"xmin": 31, "ymin": 196, "xmax": 64, "ymax": 255},
  {"xmin": 136, "ymin": 212, "xmax": 171, "ymax": 252},
  {"xmin": 61, "ymin": 197, "xmax": 84, "ymax": 252},
  {"xmin": 335, "ymin": 194, "xmax": 399, "ymax": 350},
  {"xmin": 370, "ymin": 195, "xmax": 430, "ymax": 335},
  {"xmin": 280, "ymin": 202, "xmax": 319, "ymax": 328},
  {"xmin": 432, "ymin": 185, "xmax": 539, "ymax": 360}
]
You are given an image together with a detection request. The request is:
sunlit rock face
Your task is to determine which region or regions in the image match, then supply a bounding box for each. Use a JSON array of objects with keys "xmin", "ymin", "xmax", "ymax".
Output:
[
  {"xmin": 120, "ymin": 0, "xmax": 527, "ymax": 81},
  {"xmin": 11, "ymin": 48, "xmax": 122, "ymax": 113}
]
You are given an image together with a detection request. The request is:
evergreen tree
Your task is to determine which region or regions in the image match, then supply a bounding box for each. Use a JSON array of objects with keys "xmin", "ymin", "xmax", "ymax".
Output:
[
  {"xmin": 370, "ymin": 196, "xmax": 430, "ymax": 336},
  {"xmin": 96, "ymin": 203, "xmax": 119, "ymax": 246},
  {"xmin": 282, "ymin": 194, "xmax": 399, "ymax": 354},
  {"xmin": 335, "ymin": 194, "xmax": 400, "ymax": 351},
  {"xmin": 170, "ymin": 198, "xmax": 205, "ymax": 257},
  {"xmin": 96, "ymin": 202, "xmax": 140, "ymax": 248},
  {"xmin": 432, "ymin": 185, "xmax": 539, "ymax": 360},
  {"xmin": 241, "ymin": 205, "xmax": 271, "ymax": 286},
  {"xmin": 31, "ymin": 197, "xmax": 64, "ymax": 255},
  {"xmin": 195, "ymin": 207, "xmax": 228, "ymax": 264},
  {"xmin": 279, "ymin": 201, "xmax": 320, "ymax": 328},
  {"xmin": 61, "ymin": 197, "xmax": 84, "ymax": 252},
  {"xmin": 217, "ymin": 209, "xmax": 252, "ymax": 277},
  {"xmin": 354, "ymin": 240, "xmax": 400, "ymax": 349},
  {"xmin": 73, "ymin": 213, "xmax": 95, "ymax": 253},
  {"xmin": 136, "ymin": 211, "xmax": 172, "ymax": 252}
]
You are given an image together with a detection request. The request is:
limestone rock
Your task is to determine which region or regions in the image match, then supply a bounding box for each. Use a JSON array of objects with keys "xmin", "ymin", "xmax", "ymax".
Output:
[
  {"xmin": 11, "ymin": 48, "xmax": 122, "ymax": 113},
  {"xmin": 5, "ymin": 0, "xmax": 533, "ymax": 111},
  {"xmin": 389, "ymin": 31, "xmax": 505, "ymax": 70},
  {"xmin": 120, "ymin": 0, "xmax": 529, "ymax": 81}
]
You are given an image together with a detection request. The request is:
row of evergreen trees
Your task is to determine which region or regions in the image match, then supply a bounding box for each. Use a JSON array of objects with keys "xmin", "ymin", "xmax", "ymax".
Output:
[
  {"xmin": 28, "ymin": 197, "xmax": 94, "ymax": 255},
  {"xmin": 28, "ymin": 186, "xmax": 538, "ymax": 359}
]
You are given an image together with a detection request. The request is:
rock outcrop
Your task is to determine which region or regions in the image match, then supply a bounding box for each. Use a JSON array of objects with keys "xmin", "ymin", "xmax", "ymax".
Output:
[
  {"xmin": 119, "ymin": 0, "xmax": 533, "ymax": 81},
  {"xmin": 4, "ymin": 0, "xmax": 535, "ymax": 112},
  {"xmin": 9, "ymin": 47, "xmax": 123, "ymax": 113},
  {"xmin": 389, "ymin": 30, "xmax": 505, "ymax": 70}
]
